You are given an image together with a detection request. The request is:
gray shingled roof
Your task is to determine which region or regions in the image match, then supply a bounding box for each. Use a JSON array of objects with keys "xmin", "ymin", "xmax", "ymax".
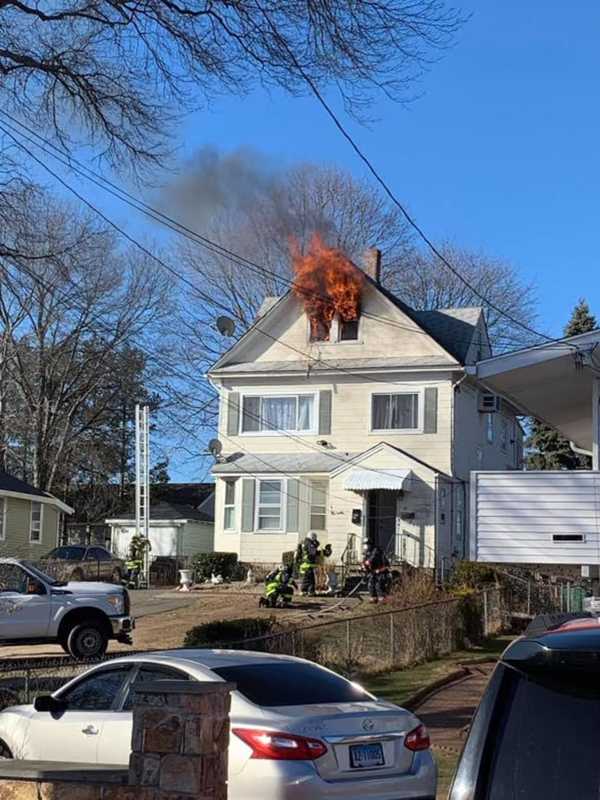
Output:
[
  {"xmin": 413, "ymin": 307, "xmax": 483, "ymax": 363},
  {"xmin": 213, "ymin": 355, "xmax": 458, "ymax": 374},
  {"xmin": 213, "ymin": 451, "xmax": 360, "ymax": 475},
  {"xmin": 0, "ymin": 471, "xmax": 54, "ymax": 500},
  {"xmin": 109, "ymin": 501, "xmax": 214, "ymax": 523}
]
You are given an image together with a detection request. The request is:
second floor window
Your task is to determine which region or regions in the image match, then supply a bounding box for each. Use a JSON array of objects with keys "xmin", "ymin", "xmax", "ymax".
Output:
[
  {"xmin": 241, "ymin": 394, "xmax": 315, "ymax": 434},
  {"xmin": 30, "ymin": 502, "xmax": 42, "ymax": 543},
  {"xmin": 371, "ymin": 393, "xmax": 419, "ymax": 431}
]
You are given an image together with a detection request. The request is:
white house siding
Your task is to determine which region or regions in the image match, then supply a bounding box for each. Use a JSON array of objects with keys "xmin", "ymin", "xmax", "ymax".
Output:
[
  {"xmin": 470, "ymin": 471, "xmax": 600, "ymax": 564},
  {"xmin": 240, "ymin": 283, "xmax": 454, "ymax": 366},
  {"xmin": 111, "ymin": 522, "xmax": 214, "ymax": 561},
  {"xmin": 453, "ymin": 383, "xmax": 521, "ymax": 481},
  {"xmin": 213, "ymin": 449, "xmax": 454, "ymax": 568},
  {"xmin": 218, "ymin": 375, "xmax": 455, "ymax": 476}
]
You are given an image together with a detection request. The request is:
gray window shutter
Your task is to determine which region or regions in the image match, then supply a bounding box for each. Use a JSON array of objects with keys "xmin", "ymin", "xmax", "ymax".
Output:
[
  {"xmin": 318, "ymin": 390, "xmax": 332, "ymax": 435},
  {"xmin": 297, "ymin": 479, "xmax": 310, "ymax": 536},
  {"xmin": 424, "ymin": 387, "xmax": 438, "ymax": 434},
  {"xmin": 241, "ymin": 479, "xmax": 255, "ymax": 532},
  {"xmin": 286, "ymin": 479, "xmax": 299, "ymax": 532},
  {"xmin": 227, "ymin": 392, "xmax": 240, "ymax": 436}
]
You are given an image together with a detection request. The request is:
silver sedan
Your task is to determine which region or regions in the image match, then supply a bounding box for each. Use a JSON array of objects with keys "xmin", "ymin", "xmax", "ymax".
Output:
[{"xmin": 0, "ymin": 649, "xmax": 437, "ymax": 799}]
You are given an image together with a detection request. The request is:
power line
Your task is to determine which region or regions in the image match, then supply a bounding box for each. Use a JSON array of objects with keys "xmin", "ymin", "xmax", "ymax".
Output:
[
  {"xmin": 1, "ymin": 119, "xmax": 510, "ymax": 397},
  {"xmin": 0, "ymin": 112, "xmax": 554, "ymax": 358},
  {"xmin": 256, "ymin": 2, "xmax": 572, "ymax": 350}
]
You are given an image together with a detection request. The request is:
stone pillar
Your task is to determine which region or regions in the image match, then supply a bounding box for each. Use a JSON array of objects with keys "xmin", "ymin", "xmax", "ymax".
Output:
[{"xmin": 129, "ymin": 680, "xmax": 234, "ymax": 800}]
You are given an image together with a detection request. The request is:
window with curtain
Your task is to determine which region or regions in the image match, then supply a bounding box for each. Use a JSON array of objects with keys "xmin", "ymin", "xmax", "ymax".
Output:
[
  {"xmin": 256, "ymin": 480, "xmax": 283, "ymax": 530},
  {"xmin": 371, "ymin": 393, "xmax": 419, "ymax": 431},
  {"xmin": 30, "ymin": 502, "xmax": 42, "ymax": 543},
  {"xmin": 309, "ymin": 480, "xmax": 328, "ymax": 530},
  {"xmin": 0, "ymin": 498, "xmax": 5, "ymax": 541},
  {"xmin": 241, "ymin": 395, "xmax": 314, "ymax": 433},
  {"xmin": 224, "ymin": 480, "xmax": 236, "ymax": 530}
]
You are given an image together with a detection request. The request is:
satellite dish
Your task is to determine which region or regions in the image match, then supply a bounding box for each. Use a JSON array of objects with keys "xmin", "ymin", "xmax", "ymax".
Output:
[
  {"xmin": 216, "ymin": 316, "xmax": 236, "ymax": 337},
  {"xmin": 208, "ymin": 438, "xmax": 223, "ymax": 457}
]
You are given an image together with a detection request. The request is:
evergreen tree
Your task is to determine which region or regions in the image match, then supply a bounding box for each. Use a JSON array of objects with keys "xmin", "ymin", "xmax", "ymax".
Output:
[{"xmin": 527, "ymin": 299, "xmax": 597, "ymax": 470}]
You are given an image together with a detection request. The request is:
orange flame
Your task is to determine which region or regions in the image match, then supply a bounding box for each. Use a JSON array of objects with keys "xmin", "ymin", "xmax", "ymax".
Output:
[{"xmin": 290, "ymin": 233, "xmax": 365, "ymax": 341}]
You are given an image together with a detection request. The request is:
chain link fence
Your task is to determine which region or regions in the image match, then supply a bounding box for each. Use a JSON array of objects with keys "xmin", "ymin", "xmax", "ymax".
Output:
[{"xmin": 0, "ymin": 584, "xmax": 543, "ymax": 711}]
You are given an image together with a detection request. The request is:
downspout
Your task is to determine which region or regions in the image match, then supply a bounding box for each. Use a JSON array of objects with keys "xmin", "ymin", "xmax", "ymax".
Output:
[{"xmin": 450, "ymin": 372, "xmax": 467, "ymax": 477}]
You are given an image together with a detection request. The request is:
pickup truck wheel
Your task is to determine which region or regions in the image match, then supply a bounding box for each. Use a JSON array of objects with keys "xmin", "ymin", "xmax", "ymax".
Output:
[
  {"xmin": 0, "ymin": 740, "xmax": 13, "ymax": 759},
  {"xmin": 70, "ymin": 568, "xmax": 84, "ymax": 582},
  {"xmin": 67, "ymin": 623, "xmax": 108, "ymax": 660},
  {"xmin": 111, "ymin": 568, "xmax": 122, "ymax": 584}
]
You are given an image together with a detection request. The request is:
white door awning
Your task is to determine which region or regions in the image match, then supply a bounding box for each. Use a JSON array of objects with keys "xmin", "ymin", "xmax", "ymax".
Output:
[{"xmin": 343, "ymin": 468, "xmax": 412, "ymax": 492}]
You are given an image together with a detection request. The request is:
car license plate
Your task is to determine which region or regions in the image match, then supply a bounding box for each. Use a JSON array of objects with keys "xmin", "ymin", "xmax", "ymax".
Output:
[{"xmin": 349, "ymin": 743, "xmax": 385, "ymax": 769}]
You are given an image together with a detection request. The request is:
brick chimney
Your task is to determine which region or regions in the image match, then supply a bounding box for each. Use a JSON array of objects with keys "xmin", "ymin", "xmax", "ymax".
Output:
[{"xmin": 362, "ymin": 247, "xmax": 382, "ymax": 283}]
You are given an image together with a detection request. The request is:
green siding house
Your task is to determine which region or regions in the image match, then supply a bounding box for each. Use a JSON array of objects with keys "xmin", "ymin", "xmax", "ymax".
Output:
[{"xmin": 0, "ymin": 471, "xmax": 74, "ymax": 560}]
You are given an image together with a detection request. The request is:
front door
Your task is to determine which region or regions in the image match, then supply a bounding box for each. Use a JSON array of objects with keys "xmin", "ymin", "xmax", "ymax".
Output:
[{"xmin": 367, "ymin": 491, "xmax": 397, "ymax": 553}]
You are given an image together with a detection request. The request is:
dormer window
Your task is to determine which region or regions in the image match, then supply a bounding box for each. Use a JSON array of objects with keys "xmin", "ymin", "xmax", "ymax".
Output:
[
  {"xmin": 339, "ymin": 317, "xmax": 359, "ymax": 341},
  {"xmin": 309, "ymin": 318, "xmax": 331, "ymax": 343}
]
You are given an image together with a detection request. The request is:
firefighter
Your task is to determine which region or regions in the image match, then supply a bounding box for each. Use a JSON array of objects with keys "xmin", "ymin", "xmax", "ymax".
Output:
[
  {"xmin": 363, "ymin": 543, "xmax": 391, "ymax": 603},
  {"xmin": 260, "ymin": 564, "xmax": 296, "ymax": 608},
  {"xmin": 126, "ymin": 533, "xmax": 150, "ymax": 589},
  {"xmin": 297, "ymin": 532, "xmax": 332, "ymax": 596}
]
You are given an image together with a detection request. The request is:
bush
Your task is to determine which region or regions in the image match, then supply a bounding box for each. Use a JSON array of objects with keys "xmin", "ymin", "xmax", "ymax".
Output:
[
  {"xmin": 184, "ymin": 617, "xmax": 278, "ymax": 648},
  {"xmin": 191, "ymin": 552, "xmax": 243, "ymax": 581},
  {"xmin": 450, "ymin": 561, "xmax": 498, "ymax": 592}
]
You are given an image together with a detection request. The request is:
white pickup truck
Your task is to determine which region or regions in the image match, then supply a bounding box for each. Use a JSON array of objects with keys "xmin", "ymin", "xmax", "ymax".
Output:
[{"xmin": 0, "ymin": 558, "xmax": 134, "ymax": 659}]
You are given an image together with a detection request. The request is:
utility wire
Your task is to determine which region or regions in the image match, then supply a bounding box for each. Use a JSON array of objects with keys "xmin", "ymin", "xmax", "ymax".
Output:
[
  {"xmin": 0, "ymin": 112, "xmax": 558, "ymax": 357},
  {"xmin": 1, "ymin": 119, "xmax": 512, "ymax": 397},
  {"xmin": 256, "ymin": 2, "xmax": 572, "ymax": 350}
]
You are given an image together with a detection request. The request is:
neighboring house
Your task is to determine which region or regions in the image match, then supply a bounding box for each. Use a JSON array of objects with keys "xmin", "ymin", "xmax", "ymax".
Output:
[
  {"xmin": 106, "ymin": 497, "xmax": 215, "ymax": 562},
  {"xmin": 0, "ymin": 471, "xmax": 74, "ymax": 559},
  {"xmin": 208, "ymin": 252, "xmax": 523, "ymax": 571},
  {"xmin": 468, "ymin": 329, "xmax": 600, "ymax": 570}
]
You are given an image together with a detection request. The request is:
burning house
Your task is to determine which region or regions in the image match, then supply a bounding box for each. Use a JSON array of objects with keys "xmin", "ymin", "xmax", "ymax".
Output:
[{"xmin": 208, "ymin": 239, "xmax": 523, "ymax": 573}]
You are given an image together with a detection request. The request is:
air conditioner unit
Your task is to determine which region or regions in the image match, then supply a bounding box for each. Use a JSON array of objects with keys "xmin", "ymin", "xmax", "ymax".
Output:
[{"xmin": 479, "ymin": 393, "xmax": 501, "ymax": 413}]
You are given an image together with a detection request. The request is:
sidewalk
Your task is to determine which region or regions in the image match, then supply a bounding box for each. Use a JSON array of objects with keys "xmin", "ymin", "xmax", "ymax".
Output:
[{"xmin": 415, "ymin": 664, "xmax": 495, "ymax": 798}]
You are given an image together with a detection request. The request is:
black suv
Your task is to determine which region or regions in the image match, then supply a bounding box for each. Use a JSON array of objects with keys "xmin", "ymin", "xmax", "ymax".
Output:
[{"xmin": 449, "ymin": 613, "xmax": 600, "ymax": 799}]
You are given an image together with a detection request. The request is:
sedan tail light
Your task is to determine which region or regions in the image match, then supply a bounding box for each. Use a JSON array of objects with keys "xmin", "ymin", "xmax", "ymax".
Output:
[
  {"xmin": 404, "ymin": 724, "xmax": 430, "ymax": 752},
  {"xmin": 233, "ymin": 728, "xmax": 328, "ymax": 760}
]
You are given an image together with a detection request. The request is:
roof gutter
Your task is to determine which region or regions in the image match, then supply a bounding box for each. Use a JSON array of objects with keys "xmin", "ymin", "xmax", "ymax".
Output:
[{"xmin": 0, "ymin": 489, "xmax": 74, "ymax": 515}]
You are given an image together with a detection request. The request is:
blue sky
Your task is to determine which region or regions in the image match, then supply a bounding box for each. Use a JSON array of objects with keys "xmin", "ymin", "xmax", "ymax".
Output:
[
  {"xmin": 34, "ymin": 0, "xmax": 599, "ymax": 336},
  {"xmin": 22, "ymin": 1, "xmax": 600, "ymax": 478},
  {"xmin": 162, "ymin": 0, "xmax": 599, "ymax": 337}
]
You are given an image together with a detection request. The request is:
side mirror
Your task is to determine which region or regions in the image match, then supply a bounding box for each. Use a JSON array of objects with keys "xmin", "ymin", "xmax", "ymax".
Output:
[{"xmin": 34, "ymin": 695, "xmax": 68, "ymax": 714}]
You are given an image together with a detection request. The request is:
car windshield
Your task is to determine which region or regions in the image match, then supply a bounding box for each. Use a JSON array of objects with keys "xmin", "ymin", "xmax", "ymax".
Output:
[
  {"xmin": 23, "ymin": 561, "xmax": 65, "ymax": 587},
  {"xmin": 46, "ymin": 546, "xmax": 86, "ymax": 561},
  {"xmin": 478, "ymin": 665, "xmax": 600, "ymax": 799},
  {"xmin": 212, "ymin": 662, "xmax": 374, "ymax": 707}
]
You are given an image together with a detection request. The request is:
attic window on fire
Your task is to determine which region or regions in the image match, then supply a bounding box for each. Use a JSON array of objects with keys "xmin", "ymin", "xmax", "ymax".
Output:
[{"xmin": 310, "ymin": 318, "xmax": 331, "ymax": 343}]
